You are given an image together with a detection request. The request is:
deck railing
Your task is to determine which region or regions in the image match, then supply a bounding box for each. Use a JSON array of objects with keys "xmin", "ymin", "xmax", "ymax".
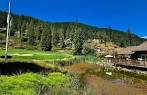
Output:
[{"xmin": 112, "ymin": 59, "xmax": 147, "ymax": 67}]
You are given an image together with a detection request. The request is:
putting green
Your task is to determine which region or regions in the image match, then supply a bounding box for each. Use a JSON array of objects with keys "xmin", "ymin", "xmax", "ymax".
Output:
[{"xmin": 0, "ymin": 49, "xmax": 74, "ymax": 61}]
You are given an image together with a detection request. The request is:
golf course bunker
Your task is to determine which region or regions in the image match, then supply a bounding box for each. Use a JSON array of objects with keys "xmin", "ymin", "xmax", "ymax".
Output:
[
  {"xmin": 10, "ymin": 54, "xmax": 34, "ymax": 56},
  {"xmin": 0, "ymin": 62, "xmax": 54, "ymax": 75}
]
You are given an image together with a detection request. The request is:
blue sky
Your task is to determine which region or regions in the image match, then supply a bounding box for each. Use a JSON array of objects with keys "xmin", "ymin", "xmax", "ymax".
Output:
[{"xmin": 0, "ymin": 0, "xmax": 147, "ymax": 37}]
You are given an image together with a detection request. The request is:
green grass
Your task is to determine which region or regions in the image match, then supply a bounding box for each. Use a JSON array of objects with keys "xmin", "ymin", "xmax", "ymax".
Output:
[
  {"xmin": 0, "ymin": 49, "xmax": 74, "ymax": 62},
  {"xmin": 0, "ymin": 49, "xmax": 100, "ymax": 95},
  {"xmin": 0, "ymin": 72, "xmax": 68, "ymax": 95},
  {"xmin": 75, "ymin": 55, "xmax": 100, "ymax": 63}
]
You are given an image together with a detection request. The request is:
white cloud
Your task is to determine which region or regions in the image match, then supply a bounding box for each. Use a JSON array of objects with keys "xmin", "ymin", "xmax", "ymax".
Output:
[{"xmin": 142, "ymin": 36, "xmax": 147, "ymax": 39}]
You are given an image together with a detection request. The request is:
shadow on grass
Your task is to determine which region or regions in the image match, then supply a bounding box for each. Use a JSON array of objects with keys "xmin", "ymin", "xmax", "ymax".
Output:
[{"xmin": 0, "ymin": 62, "xmax": 54, "ymax": 75}]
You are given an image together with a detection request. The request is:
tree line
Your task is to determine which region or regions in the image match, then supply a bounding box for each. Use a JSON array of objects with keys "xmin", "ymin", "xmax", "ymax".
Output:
[{"xmin": 0, "ymin": 11, "xmax": 144, "ymax": 55}]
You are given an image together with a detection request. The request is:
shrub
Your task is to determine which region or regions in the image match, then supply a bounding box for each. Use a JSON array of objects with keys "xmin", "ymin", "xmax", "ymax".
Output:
[
  {"xmin": 42, "ymin": 73, "xmax": 97, "ymax": 95},
  {"xmin": 82, "ymin": 47, "xmax": 96, "ymax": 55},
  {"xmin": 0, "ymin": 72, "xmax": 67, "ymax": 95}
]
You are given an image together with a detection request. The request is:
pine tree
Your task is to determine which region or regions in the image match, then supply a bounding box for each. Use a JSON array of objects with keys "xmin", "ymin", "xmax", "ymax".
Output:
[
  {"xmin": 58, "ymin": 25, "xmax": 65, "ymax": 48},
  {"xmin": 127, "ymin": 28, "xmax": 132, "ymax": 46},
  {"xmin": 40, "ymin": 29, "xmax": 52, "ymax": 51},
  {"xmin": 73, "ymin": 28, "xmax": 88, "ymax": 55},
  {"xmin": 27, "ymin": 21, "xmax": 36, "ymax": 46},
  {"xmin": 108, "ymin": 26, "xmax": 112, "ymax": 41},
  {"xmin": 51, "ymin": 25, "xmax": 59, "ymax": 48}
]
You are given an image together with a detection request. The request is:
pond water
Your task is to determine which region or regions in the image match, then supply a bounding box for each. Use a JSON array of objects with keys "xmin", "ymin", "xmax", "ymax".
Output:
[
  {"xmin": 85, "ymin": 67, "xmax": 147, "ymax": 95},
  {"xmin": 65, "ymin": 63, "xmax": 147, "ymax": 95}
]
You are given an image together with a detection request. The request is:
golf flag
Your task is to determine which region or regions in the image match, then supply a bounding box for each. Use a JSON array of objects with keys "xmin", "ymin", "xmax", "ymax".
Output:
[{"xmin": 7, "ymin": 1, "xmax": 11, "ymax": 24}]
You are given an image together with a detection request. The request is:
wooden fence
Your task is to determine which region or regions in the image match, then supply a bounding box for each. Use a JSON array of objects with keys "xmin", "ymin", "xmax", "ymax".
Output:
[{"xmin": 112, "ymin": 59, "xmax": 147, "ymax": 67}]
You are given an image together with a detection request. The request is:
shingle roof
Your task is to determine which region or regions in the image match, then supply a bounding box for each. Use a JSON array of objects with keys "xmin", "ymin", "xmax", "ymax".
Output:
[
  {"xmin": 134, "ymin": 41, "xmax": 147, "ymax": 51},
  {"xmin": 119, "ymin": 41, "xmax": 147, "ymax": 55},
  {"xmin": 119, "ymin": 46, "xmax": 136, "ymax": 55}
]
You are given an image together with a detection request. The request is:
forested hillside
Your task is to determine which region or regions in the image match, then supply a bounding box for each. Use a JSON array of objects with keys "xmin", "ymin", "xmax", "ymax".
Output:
[{"xmin": 0, "ymin": 11, "xmax": 144, "ymax": 52}]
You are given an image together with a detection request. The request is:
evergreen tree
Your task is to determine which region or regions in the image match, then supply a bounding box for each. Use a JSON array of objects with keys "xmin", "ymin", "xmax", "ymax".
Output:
[
  {"xmin": 20, "ymin": 22, "xmax": 26, "ymax": 42},
  {"xmin": 59, "ymin": 30, "xmax": 65, "ymax": 48},
  {"xmin": 40, "ymin": 29, "xmax": 52, "ymax": 51},
  {"xmin": 104, "ymin": 29, "xmax": 108, "ymax": 46},
  {"xmin": 27, "ymin": 30, "xmax": 36, "ymax": 46},
  {"xmin": 73, "ymin": 28, "xmax": 88, "ymax": 55},
  {"xmin": 108, "ymin": 26, "xmax": 112, "ymax": 41},
  {"xmin": 120, "ymin": 42, "xmax": 125, "ymax": 47},
  {"xmin": 0, "ymin": 11, "xmax": 7, "ymax": 28},
  {"xmin": 0, "ymin": 11, "xmax": 143, "ymax": 49},
  {"xmin": 51, "ymin": 25, "xmax": 59, "ymax": 47},
  {"xmin": 127, "ymin": 28, "xmax": 133, "ymax": 46},
  {"xmin": 27, "ymin": 21, "xmax": 36, "ymax": 46}
]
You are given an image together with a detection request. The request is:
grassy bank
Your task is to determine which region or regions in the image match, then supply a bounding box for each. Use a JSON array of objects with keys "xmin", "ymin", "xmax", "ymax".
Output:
[
  {"xmin": 0, "ymin": 49, "xmax": 101, "ymax": 95},
  {"xmin": 0, "ymin": 72, "xmax": 68, "ymax": 95}
]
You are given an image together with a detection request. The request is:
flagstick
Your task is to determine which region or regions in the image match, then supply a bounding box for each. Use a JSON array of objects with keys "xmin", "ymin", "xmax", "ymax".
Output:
[{"xmin": 5, "ymin": 0, "xmax": 11, "ymax": 61}]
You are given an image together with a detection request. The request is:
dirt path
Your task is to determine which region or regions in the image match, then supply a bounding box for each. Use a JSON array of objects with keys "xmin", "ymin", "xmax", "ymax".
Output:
[{"xmin": 65, "ymin": 63, "xmax": 147, "ymax": 95}]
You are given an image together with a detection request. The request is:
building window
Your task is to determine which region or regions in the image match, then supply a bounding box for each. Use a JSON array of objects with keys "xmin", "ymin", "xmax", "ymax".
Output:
[{"xmin": 141, "ymin": 55, "xmax": 147, "ymax": 61}]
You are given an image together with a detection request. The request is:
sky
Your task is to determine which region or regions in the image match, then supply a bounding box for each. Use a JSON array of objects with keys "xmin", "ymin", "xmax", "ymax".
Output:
[{"xmin": 0, "ymin": 0, "xmax": 147, "ymax": 37}]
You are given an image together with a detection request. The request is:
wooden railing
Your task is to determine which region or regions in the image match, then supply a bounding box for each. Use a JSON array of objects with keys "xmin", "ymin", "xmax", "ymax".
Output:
[{"xmin": 112, "ymin": 59, "xmax": 147, "ymax": 67}]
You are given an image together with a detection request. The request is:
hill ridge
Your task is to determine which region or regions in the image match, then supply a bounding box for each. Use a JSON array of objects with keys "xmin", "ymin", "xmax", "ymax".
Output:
[{"xmin": 0, "ymin": 11, "xmax": 144, "ymax": 49}]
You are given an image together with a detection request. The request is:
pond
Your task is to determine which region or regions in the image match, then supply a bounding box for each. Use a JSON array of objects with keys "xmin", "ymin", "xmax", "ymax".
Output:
[
  {"xmin": 84, "ymin": 66, "xmax": 147, "ymax": 95},
  {"xmin": 65, "ymin": 63, "xmax": 147, "ymax": 95}
]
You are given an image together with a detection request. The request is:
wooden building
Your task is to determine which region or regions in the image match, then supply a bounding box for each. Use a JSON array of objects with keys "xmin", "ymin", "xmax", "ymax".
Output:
[{"xmin": 119, "ymin": 41, "xmax": 147, "ymax": 61}]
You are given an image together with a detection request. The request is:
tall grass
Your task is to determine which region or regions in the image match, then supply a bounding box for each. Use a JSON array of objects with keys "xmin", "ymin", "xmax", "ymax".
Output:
[
  {"xmin": 38, "ymin": 73, "xmax": 96, "ymax": 95},
  {"xmin": 74, "ymin": 55, "xmax": 99, "ymax": 63},
  {"xmin": 48, "ymin": 54, "xmax": 104, "ymax": 67}
]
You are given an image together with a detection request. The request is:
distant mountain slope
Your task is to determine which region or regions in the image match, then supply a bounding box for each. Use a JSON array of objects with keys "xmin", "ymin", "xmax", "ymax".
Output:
[{"xmin": 0, "ymin": 11, "xmax": 144, "ymax": 49}]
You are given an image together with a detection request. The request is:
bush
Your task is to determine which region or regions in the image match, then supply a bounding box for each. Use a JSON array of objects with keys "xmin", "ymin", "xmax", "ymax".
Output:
[
  {"xmin": 96, "ymin": 53, "xmax": 106, "ymax": 58},
  {"xmin": 82, "ymin": 47, "xmax": 96, "ymax": 55},
  {"xmin": 0, "ymin": 72, "xmax": 67, "ymax": 95},
  {"xmin": 43, "ymin": 73, "xmax": 97, "ymax": 95}
]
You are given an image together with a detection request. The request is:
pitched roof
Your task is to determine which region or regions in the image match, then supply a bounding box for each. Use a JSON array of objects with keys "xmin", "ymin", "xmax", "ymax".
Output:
[
  {"xmin": 119, "ymin": 46, "xmax": 136, "ymax": 55},
  {"xmin": 134, "ymin": 41, "xmax": 147, "ymax": 51},
  {"xmin": 119, "ymin": 41, "xmax": 147, "ymax": 55}
]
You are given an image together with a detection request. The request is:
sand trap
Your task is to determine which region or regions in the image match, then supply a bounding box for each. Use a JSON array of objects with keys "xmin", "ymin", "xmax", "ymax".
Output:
[
  {"xmin": 10, "ymin": 54, "xmax": 34, "ymax": 56},
  {"xmin": 19, "ymin": 54, "xmax": 34, "ymax": 56},
  {"xmin": 10, "ymin": 54, "xmax": 20, "ymax": 56}
]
